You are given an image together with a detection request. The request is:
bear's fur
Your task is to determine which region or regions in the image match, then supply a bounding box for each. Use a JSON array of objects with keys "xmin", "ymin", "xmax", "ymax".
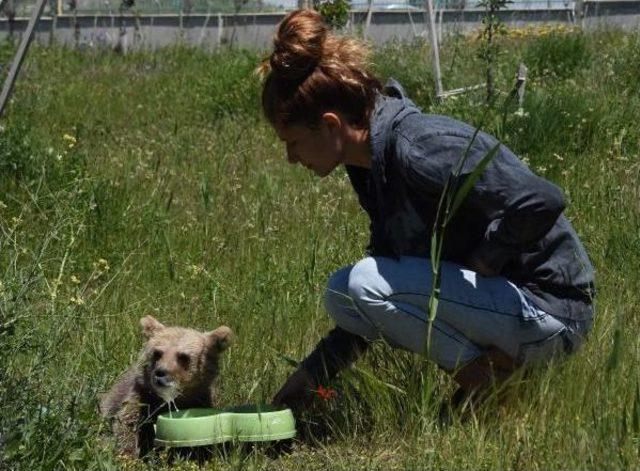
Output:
[{"xmin": 100, "ymin": 315, "xmax": 232, "ymax": 457}]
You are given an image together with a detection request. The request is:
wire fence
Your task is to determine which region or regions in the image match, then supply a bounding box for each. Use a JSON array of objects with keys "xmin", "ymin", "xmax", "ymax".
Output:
[{"xmin": 2, "ymin": 0, "xmax": 586, "ymax": 17}]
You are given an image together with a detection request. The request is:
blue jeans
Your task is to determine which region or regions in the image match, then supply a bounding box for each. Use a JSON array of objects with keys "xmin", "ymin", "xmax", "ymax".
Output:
[{"xmin": 324, "ymin": 256, "xmax": 592, "ymax": 372}]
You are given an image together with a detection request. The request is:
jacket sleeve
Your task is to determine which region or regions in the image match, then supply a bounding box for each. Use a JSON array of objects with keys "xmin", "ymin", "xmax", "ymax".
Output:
[
  {"xmin": 399, "ymin": 133, "xmax": 565, "ymax": 273},
  {"xmin": 345, "ymin": 165, "xmax": 386, "ymax": 257}
]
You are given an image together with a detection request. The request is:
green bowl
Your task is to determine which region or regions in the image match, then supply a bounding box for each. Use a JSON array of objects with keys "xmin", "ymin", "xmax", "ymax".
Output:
[{"xmin": 154, "ymin": 405, "xmax": 296, "ymax": 448}]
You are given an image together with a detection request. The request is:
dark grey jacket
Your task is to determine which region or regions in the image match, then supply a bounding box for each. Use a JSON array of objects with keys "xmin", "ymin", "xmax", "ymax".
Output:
[
  {"xmin": 347, "ymin": 80, "xmax": 595, "ymax": 321},
  {"xmin": 300, "ymin": 80, "xmax": 594, "ymax": 385}
]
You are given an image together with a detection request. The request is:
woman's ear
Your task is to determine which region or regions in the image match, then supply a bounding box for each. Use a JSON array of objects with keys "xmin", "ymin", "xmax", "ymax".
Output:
[
  {"xmin": 321, "ymin": 112, "xmax": 345, "ymax": 156},
  {"xmin": 321, "ymin": 112, "xmax": 343, "ymax": 135}
]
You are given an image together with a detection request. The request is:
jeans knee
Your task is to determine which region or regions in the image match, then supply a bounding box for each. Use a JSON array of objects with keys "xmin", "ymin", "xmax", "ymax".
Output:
[
  {"xmin": 324, "ymin": 266, "xmax": 352, "ymax": 321},
  {"xmin": 323, "ymin": 288, "xmax": 346, "ymax": 321},
  {"xmin": 348, "ymin": 257, "xmax": 386, "ymax": 307}
]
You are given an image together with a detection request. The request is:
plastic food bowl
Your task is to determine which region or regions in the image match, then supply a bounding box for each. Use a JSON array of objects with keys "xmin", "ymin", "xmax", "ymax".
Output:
[{"xmin": 154, "ymin": 405, "xmax": 296, "ymax": 447}]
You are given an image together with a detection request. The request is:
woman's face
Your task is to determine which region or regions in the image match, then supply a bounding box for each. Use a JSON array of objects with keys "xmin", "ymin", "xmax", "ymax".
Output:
[{"xmin": 275, "ymin": 119, "xmax": 343, "ymax": 178}]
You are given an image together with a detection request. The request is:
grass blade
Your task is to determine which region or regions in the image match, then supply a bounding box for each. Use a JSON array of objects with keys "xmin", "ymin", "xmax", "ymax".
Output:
[{"xmin": 446, "ymin": 142, "xmax": 501, "ymax": 225}]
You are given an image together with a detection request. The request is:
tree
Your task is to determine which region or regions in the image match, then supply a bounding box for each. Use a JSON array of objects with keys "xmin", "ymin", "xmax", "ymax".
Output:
[
  {"xmin": 477, "ymin": 0, "xmax": 510, "ymax": 104},
  {"xmin": 314, "ymin": 0, "xmax": 349, "ymax": 30}
]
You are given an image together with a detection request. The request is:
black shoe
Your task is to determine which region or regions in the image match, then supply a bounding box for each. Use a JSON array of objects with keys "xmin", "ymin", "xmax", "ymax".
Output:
[{"xmin": 438, "ymin": 387, "xmax": 480, "ymax": 426}]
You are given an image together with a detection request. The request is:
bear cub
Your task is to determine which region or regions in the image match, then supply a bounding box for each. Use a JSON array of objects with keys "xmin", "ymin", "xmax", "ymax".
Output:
[{"xmin": 100, "ymin": 315, "xmax": 232, "ymax": 457}]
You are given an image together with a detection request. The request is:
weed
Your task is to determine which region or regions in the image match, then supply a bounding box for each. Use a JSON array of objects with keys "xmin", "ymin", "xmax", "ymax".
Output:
[{"xmin": 0, "ymin": 29, "xmax": 639, "ymax": 469}]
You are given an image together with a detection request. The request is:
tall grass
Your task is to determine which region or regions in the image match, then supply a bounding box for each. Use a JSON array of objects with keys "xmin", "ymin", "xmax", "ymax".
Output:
[{"xmin": 0, "ymin": 28, "xmax": 639, "ymax": 469}]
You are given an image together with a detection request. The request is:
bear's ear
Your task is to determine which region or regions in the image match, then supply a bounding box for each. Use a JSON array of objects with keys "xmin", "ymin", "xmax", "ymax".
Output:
[
  {"xmin": 206, "ymin": 326, "xmax": 233, "ymax": 353},
  {"xmin": 140, "ymin": 315, "xmax": 165, "ymax": 338}
]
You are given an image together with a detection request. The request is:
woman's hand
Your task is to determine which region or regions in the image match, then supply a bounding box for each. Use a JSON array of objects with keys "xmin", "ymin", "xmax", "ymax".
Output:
[{"xmin": 272, "ymin": 367, "xmax": 316, "ymax": 411}]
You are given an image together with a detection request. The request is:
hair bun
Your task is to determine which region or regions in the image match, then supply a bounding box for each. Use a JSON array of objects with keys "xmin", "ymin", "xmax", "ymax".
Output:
[{"xmin": 270, "ymin": 10, "xmax": 328, "ymax": 81}]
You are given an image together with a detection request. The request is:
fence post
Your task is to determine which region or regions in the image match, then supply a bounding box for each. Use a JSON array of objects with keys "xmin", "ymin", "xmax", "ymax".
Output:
[
  {"xmin": 0, "ymin": 0, "xmax": 49, "ymax": 117},
  {"xmin": 574, "ymin": 0, "xmax": 585, "ymax": 27},
  {"xmin": 72, "ymin": 1, "xmax": 80, "ymax": 48},
  {"xmin": 3, "ymin": 0, "xmax": 16, "ymax": 43},
  {"xmin": 134, "ymin": 11, "xmax": 143, "ymax": 47},
  {"xmin": 425, "ymin": 0, "xmax": 443, "ymax": 98},
  {"xmin": 408, "ymin": 9, "xmax": 418, "ymax": 37},
  {"xmin": 516, "ymin": 62, "xmax": 528, "ymax": 114},
  {"xmin": 364, "ymin": 0, "xmax": 373, "ymax": 40},
  {"xmin": 49, "ymin": 0, "xmax": 58, "ymax": 45},
  {"xmin": 199, "ymin": 10, "xmax": 211, "ymax": 47},
  {"xmin": 179, "ymin": 3, "xmax": 184, "ymax": 39}
]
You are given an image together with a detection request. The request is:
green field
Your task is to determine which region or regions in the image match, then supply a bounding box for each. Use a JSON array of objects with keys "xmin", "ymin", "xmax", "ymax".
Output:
[{"xmin": 1, "ymin": 27, "xmax": 639, "ymax": 469}]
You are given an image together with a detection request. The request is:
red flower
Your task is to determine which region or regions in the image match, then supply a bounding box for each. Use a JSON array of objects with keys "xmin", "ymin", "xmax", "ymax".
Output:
[{"xmin": 315, "ymin": 385, "xmax": 338, "ymax": 401}]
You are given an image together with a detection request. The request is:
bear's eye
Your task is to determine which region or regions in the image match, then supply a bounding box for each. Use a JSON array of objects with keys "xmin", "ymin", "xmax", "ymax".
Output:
[
  {"xmin": 152, "ymin": 349, "xmax": 163, "ymax": 361},
  {"xmin": 177, "ymin": 352, "xmax": 191, "ymax": 368}
]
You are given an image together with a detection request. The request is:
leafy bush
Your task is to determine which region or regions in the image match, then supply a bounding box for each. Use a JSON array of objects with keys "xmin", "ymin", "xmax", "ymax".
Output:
[
  {"xmin": 315, "ymin": 0, "xmax": 350, "ymax": 30},
  {"xmin": 0, "ymin": 123, "xmax": 40, "ymax": 185},
  {"xmin": 523, "ymin": 30, "xmax": 592, "ymax": 79},
  {"xmin": 374, "ymin": 39, "xmax": 436, "ymax": 109},
  {"xmin": 191, "ymin": 48, "xmax": 262, "ymax": 121},
  {"xmin": 612, "ymin": 32, "xmax": 640, "ymax": 92}
]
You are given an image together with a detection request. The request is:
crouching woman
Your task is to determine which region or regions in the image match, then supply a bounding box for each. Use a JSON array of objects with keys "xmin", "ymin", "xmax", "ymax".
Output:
[{"xmin": 258, "ymin": 10, "xmax": 595, "ymax": 410}]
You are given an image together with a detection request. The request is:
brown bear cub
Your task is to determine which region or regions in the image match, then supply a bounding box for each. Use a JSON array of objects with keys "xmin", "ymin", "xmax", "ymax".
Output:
[{"xmin": 100, "ymin": 315, "xmax": 232, "ymax": 457}]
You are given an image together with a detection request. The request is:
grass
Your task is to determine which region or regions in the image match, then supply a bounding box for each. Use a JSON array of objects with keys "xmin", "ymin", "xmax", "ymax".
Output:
[{"xmin": 0, "ymin": 26, "xmax": 639, "ymax": 469}]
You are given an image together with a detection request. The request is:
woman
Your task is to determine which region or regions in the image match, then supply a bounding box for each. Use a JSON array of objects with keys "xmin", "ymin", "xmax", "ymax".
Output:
[{"xmin": 259, "ymin": 10, "xmax": 595, "ymax": 411}]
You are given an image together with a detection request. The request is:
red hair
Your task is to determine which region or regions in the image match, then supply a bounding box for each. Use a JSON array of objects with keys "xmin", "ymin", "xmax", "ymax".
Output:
[{"xmin": 258, "ymin": 9, "xmax": 382, "ymax": 129}]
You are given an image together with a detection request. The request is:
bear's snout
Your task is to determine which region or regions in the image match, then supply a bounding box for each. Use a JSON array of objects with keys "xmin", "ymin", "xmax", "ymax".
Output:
[{"xmin": 153, "ymin": 367, "xmax": 174, "ymax": 388}]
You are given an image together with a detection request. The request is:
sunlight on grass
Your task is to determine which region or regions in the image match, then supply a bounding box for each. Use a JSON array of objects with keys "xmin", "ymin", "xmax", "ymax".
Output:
[{"xmin": 0, "ymin": 28, "xmax": 639, "ymax": 469}]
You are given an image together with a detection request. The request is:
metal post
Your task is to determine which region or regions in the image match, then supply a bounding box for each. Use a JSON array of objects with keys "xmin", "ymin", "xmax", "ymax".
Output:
[
  {"xmin": 574, "ymin": 0, "xmax": 584, "ymax": 26},
  {"xmin": 516, "ymin": 63, "xmax": 528, "ymax": 114},
  {"xmin": 179, "ymin": 4, "xmax": 184, "ymax": 38},
  {"xmin": 364, "ymin": 0, "xmax": 373, "ymax": 40},
  {"xmin": 425, "ymin": 0, "xmax": 443, "ymax": 98},
  {"xmin": 408, "ymin": 9, "xmax": 418, "ymax": 37},
  {"xmin": 134, "ymin": 12, "xmax": 143, "ymax": 46},
  {"xmin": 199, "ymin": 10, "xmax": 212, "ymax": 47},
  {"xmin": 0, "ymin": 0, "xmax": 48, "ymax": 117},
  {"xmin": 50, "ymin": 0, "xmax": 58, "ymax": 45}
]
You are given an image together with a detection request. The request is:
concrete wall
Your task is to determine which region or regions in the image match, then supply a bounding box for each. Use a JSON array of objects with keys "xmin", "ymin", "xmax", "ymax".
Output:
[{"xmin": 0, "ymin": 3, "xmax": 638, "ymax": 51}]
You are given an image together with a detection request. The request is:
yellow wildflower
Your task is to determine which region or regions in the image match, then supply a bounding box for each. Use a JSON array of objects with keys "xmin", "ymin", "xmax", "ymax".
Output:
[
  {"xmin": 63, "ymin": 133, "xmax": 77, "ymax": 149},
  {"xmin": 98, "ymin": 258, "xmax": 110, "ymax": 271},
  {"xmin": 70, "ymin": 295, "xmax": 85, "ymax": 306},
  {"xmin": 92, "ymin": 258, "xmax": 110, "ymax": 276}
]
